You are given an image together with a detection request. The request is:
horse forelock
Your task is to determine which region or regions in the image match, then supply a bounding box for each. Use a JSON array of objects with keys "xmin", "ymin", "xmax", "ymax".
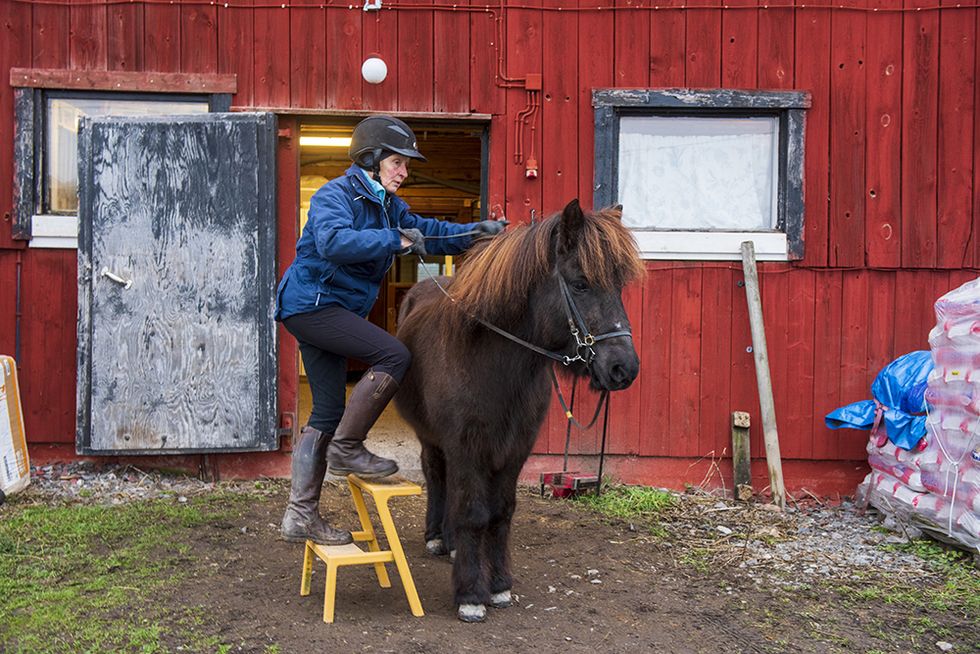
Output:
[{"xmin": 448, "ymin": 206, "xmax": 644, "ymax": 325}]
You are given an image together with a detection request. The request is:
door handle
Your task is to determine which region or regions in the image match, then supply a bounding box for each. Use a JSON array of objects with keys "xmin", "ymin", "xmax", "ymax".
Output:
[{"xmin": 100, "ymin": 267, "xmax": 133, "ymax": 289}]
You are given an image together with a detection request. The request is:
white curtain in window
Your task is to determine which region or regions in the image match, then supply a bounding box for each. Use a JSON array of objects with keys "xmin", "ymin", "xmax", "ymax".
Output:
[{"xmin": 617, "ymin": 115, "xmax": 779, "ymax": 231}]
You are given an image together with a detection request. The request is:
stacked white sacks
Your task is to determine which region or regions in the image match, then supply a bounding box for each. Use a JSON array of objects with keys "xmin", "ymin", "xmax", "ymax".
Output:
[{"xmin": 858, "ymin": 278, "xmax": 980, "ymax": 551}]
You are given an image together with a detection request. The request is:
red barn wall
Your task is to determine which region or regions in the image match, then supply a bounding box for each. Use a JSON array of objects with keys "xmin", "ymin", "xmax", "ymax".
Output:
[{"xmin": 1, "ymin": 1, "xmax": 978, "ymax": 495}]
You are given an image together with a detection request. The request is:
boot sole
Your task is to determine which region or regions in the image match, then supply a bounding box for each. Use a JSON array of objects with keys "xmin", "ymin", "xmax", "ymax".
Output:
[
  {"xmin": 327, "ymin": 465, "xmax": 398, "ymax": 479},
  {"xmin": 281, "ymin": 532, "xmax": 353, "ymax": 546}
]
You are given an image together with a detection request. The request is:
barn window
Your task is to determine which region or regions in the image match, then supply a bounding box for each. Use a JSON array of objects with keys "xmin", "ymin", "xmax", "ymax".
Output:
[
  {"xmin": 592, "ymin": 89, "xmax": 809, "ymax": 261},
  {"xmin": 11, "ymin": 70, "xmax": 234, "ymax": 248}
]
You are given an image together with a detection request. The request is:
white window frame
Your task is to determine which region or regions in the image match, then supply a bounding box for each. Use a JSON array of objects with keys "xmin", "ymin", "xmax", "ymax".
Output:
[{"xmin": 593, "ymin": 89, "xmax": 809, "ymax": 261}]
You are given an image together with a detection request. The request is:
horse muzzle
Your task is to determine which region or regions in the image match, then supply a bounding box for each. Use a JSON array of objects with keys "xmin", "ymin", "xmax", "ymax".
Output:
[{"xmin": 589, "ymin": 341, "xmax": 639, "ymax": 391}]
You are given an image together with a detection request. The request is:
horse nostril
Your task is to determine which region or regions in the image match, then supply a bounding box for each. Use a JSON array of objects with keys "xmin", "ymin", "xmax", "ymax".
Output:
[{"xmin": 611, "ymin": 364, "xmax": 627, "ymax": 385}]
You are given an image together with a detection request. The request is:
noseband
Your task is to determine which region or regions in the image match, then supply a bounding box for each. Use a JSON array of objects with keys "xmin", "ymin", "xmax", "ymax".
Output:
[{"xmin": 554, "ymin": 273, "xmax": 633, "ymax": 367}]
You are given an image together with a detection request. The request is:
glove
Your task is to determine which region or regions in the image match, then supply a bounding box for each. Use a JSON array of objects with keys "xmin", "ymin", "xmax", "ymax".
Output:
[
  {"xmin": 398, "ymin": 228, "xmax": 427, "ymax": 256},
  {"xmin": 473, "ymin": 220, "xmax": 508, "ymax": 237}
]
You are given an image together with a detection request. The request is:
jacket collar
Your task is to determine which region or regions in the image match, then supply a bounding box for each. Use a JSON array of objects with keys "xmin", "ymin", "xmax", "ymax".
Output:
[{"xmin": 347, "ymin": 165, "xmax": 386, "ymax": 206}]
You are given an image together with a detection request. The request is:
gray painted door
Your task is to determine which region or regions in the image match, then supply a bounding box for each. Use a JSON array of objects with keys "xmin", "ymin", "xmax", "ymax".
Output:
[{"xmin": 76, "ymin": 113, "xmax": 278, "ymax": 454}]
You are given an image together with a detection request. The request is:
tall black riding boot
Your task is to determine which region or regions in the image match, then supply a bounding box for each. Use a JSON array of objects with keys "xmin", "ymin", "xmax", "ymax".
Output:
[
  {"xmin": 281, "ymin": 426, "xmax": 353, "ymax": 545},
  {"xmin": 326, "ymin": 370, "xmax": 400, "ymax": 479}
]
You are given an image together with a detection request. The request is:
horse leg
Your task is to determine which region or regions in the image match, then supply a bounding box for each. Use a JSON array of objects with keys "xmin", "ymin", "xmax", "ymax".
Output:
[
  {"xmin": 485, "ymin": 464, "xmax": 521, "ymax": 608},
  {"xmin": 420, "ymin": 442, "xmax": 449, "ymax": 556},
  {"xmin": 448, "ymin": 468, "xmax": 490, "ymax": 622}
]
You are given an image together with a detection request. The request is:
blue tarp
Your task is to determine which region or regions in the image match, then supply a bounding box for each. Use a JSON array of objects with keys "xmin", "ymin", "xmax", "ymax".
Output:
[{"xmin": 824, "ymin": 351, "xmax": 932, "ymax": 450}]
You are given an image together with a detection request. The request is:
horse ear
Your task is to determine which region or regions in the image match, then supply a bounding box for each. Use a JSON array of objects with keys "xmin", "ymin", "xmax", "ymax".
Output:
[
  {"xmin": 559, "ymin": 198, "xmax": 586, "ymax": 252},
  {"xmin": 611, "ymin": 204, "xmax": 624, "ymax": 220}
]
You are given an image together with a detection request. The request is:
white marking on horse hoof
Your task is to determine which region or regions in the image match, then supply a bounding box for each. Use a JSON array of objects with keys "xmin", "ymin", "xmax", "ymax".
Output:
[
  {"xmin": 457, "ymin": 603, "xmax": 487, "ymax": 623},
  {"xmin": 449, "ymin": 549, "xmax": 457, "ymax": 561},
  {"xmin": 490, "ymin": 590, "xmax": 512, "ymax": 608},
  {"xmin": 425, "ymin": 538, "xmax": 446, "ymax": 556}
]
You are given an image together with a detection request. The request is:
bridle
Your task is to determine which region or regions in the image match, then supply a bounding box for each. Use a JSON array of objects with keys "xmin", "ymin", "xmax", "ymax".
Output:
[{"xmin": 417, "ymin": 256, "xmax": 633, "ymax": 369}]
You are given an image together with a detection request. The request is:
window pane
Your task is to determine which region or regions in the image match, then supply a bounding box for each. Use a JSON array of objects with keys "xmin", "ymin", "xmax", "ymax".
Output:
[
  {"xmin": 46, "ymin": 98, "xmax": 208, "ymax": 214},
  {"xmin": 617, "ymin": 115, "xmax": 779, "ymax": 231}
]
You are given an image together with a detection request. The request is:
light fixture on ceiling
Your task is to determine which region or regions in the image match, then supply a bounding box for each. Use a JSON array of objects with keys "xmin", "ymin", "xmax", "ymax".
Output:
[
  {"xmin": 299, "ymin": 136, "xmax": 352, "ymax": 148},
  {"xmin": 361, "ymin": 56, "xmax": 388, "ymax": 84}
]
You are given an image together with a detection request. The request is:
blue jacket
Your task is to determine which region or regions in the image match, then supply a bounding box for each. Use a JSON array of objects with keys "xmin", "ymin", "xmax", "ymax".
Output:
[{"xmin": 276, "ymin": 166, "xmax": 475, "ymax": 320}]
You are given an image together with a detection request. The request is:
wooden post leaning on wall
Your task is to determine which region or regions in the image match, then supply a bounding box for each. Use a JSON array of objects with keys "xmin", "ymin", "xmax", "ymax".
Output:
[{"xmin": 740, "ymin": 241, "xmax": 786, "ymax": 509}]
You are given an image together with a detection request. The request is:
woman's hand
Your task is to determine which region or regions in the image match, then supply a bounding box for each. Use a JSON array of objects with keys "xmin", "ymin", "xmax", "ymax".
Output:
[
  {"xmin": 473, "ymin": 220, "xmax": 508, "ymax": 237},
  {"xmin": 398, "ymin": 228, "xmax": 427, "ymax": 256}
]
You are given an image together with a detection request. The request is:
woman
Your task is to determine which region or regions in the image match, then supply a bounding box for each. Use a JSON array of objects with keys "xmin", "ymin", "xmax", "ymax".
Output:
[{"xmin": 276, "ymin": 115, "xmax": 505, "ymax": 545}]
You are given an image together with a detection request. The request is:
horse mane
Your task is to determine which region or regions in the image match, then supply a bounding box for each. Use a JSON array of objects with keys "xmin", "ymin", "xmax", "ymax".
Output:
[{"xmin": 447, "ymin": 206, "xmax": 645, "ymax": 326}]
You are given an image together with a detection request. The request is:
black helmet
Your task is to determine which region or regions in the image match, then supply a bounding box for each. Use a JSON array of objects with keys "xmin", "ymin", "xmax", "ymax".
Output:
[{"xmin": 349, "ymin": 115, "xmax": 427, "ymax": 169}]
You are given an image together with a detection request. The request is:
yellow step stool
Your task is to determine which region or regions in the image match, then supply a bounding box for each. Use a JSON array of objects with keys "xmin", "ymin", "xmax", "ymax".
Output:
[{"xmin": 300, "ymin": 474, "xmax": 424, "ymax": 623}]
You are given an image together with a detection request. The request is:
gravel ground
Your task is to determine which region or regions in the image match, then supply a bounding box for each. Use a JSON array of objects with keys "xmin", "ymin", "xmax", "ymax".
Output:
[{"xmin": 12, "ymin": 460, "xmax": 947, "ymax": 583}]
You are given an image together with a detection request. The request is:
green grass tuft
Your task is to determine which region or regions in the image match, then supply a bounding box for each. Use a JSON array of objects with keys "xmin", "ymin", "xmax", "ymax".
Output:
[{"xmin": 572, "ymin": 484, "xmax": 677, "ymax": 520}]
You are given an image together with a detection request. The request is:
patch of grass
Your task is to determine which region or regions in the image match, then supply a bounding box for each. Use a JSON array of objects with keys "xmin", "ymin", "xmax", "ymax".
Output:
[
  {"xmin": 572, "ymin": 485, "xmax": 677, "ymax": 521},
  {"xmin": 876, "ymin": 538, "xmax": 980, "ymax": 614},
  {"xmin": 0, "ymin": 493, "xmax": 253, "ymax": 654}
]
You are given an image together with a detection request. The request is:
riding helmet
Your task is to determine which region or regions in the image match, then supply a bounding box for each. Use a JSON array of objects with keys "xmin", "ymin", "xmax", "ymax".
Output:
[{"xmin": 349, "ymin": 115, "xmax": 427, "ymax": 169}]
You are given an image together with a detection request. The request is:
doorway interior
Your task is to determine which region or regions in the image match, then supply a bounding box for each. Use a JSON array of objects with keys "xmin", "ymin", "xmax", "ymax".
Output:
[{"xmin": 295, "ymin": 118, "xmax": 486, "ymax": 466}]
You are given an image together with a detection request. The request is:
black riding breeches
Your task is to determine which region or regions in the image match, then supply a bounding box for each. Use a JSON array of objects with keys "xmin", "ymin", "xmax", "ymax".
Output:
[{"xmin": 282, "ymin": 305, "xmax": 411, "ymax": 434}]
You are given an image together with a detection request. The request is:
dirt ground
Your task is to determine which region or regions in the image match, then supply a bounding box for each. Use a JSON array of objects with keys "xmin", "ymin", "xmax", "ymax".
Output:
[{"xmin": 159, "ymin": 482, "xmax": 976, "ymax": 654}]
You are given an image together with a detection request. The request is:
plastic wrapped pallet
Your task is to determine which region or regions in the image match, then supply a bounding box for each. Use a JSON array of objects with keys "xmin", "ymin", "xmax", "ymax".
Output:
[{"xmin": 0, "ymin": 355, "xmax": 30, "ymax": 500}]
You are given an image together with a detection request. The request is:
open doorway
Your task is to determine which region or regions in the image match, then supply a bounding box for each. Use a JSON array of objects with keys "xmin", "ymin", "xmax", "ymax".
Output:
[{"xmin": 294, "ymin": 118, "xmax": 486, "ymax": 470}]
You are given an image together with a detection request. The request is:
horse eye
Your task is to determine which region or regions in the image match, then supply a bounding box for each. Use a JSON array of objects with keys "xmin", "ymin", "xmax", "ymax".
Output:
[{"xmin": 571, "ymin": 279, "xmax": 589, "ymax": 292}]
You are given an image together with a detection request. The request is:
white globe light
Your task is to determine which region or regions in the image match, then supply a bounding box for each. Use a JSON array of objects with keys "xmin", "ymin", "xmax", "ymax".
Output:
[{"xmin": 361, "ymin": 57, "xmax": 388, "ymax": 84}]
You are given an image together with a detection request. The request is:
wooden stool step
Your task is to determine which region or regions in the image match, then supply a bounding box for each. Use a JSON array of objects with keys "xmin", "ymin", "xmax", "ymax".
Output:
[{"xmin": 299, "ymin": 474, "xmax": 424, "ymax": 623}]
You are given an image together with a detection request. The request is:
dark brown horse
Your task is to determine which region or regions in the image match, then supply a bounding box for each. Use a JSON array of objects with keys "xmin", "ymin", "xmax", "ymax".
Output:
[{"xmin": 394, "ymin": 199, "xmax": 645, "ymax": 622}]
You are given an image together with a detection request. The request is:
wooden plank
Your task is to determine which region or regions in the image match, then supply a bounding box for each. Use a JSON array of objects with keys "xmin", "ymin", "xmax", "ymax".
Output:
[
  {"xmin": 866, "ymin": 270, "xmax": 896, "ymax": 384},
  {"xmin": 839, "ymin": 270, "xmax": 870, "ymax": 460},
  {"xmin": 614, "ymin": 0, "xmax": 650, "ymax": 87},
  {"xmin": 697, "ymin": 264, "xmax": 732, "ymax": 457},
  {"xmin": 277, "ymin": 115, "xmax": 300, "ymax": 437},
  {"xmin": 865, "ymin": 2, "xmax": 902, "ymax": 268},
  {"xmin": 829, "ymin": 1, "xmax": 867, "ymax": 267},
  {"xmin": 731, "ymin": 411, "xmax": 752, "ymax": 500},
  {"xmin": 218, "ymin": 0, "xmax": 254, "ymax": 107},
  {"xmin": 181, "ymin": 0, "xmax": 218, "ymax": 74},
  {"xmin": 795, "ymin": 0, "xmax": 831, "ymax": 266},
  {"xmin": 609, "ymin": 281, "xmax": 644, "ymax": 456},
  {"xmin": 21, "ymin": 250, "xmax": 78, "ymax": 443},
  {"xmin": 937, "ymin": 0, "xmax": 976, "ymax": 268},
  {"xmin": 32, "ymin": 1, "xmax": 70, "ymax": 69},
  {"xmin": 758, "ymin": 3, "xmax": 793, "ymax": 88},
  {"xmin": 730, "ymin": 260, "xmax": 759, "ymax": 456},
  {"xmin": 667, "ymin": 266, "xmax": 702, "ymax": 458},
  {"xmin": 543, "ymin": 0, "xmax": 579, "ymax": 208},
  {"xmin": 9, "ymin": 68, "xmax": 237, "ymax": 93},
  {"xmin": 253, "ymin": 2, "xmax": 290, "ymax": 107},
  {"xmin": 70, "ymin": 0, "xmax": 107, "ymax": 71},
  {"xmin": 434, "ymin": 2, "xmax": 470, "ymax": 113},
  {"xmin": 811, "ymin": 270, "xmax": 842, "ymax": 460},
  {"xmin": 469, "ymin": 2, "xmax": 498, "ymax": 115},
  {"xmin": 0, "ymin": 1, "xmax": 31, "ymax": 249},
  {"xmin": 639, "ymin": 263, "xmax": 674, "ymax": 457},
  {"xmin": 649, "ymin": 3, "xmax": 685, "ymax": 86},
  {"xmin": 782, "ymin": 269, "xmax": 816, "ymax": 459},
  {"xmin": 685, "ymin": 0, "xmax": 721, "ymax": 87},
  {"xmin": 721, "ymin": 1, "xmax": 757, "ymax": 88},
  {"xmin": 740, "ymin": 243, "xmax": 785, "ymax": 507},
  {"xmin": 144, "ymin": 0, "xmax": 180, "ymax": 72},
  {"xmin": 893, "ymin": 270, "xmax": 932, "ymax": 358},
  {"xmin": 362, "ymin": 4, "xmax": 398, "ymax": 111},
  {"xmin": 107, "ymin": 1, "xmax": 144, "ymax": 72},
  {"xmin": 504, "ymin": 2, "xmax": 542, "ymax": 222},
  {"xmin": 290, "ymin": 1, "xmax": 326, "ymax": 108},
  {"xmin": 578, "ymin": 0, "xmax": 613, "ymax": 204},
  {"xmin": 397, "ymin": 0, "xmax": 434, "ymax": 112},
  {"xmin": 901, "ymin": 0, "xmax": 939, "ymax": 268},
  {"xmin": 761, "ymin": 266, "xmax": 791, "ymax": 458},
  {"xmin": 325, "ymin": 3, "xmax": 362, "ymax": 110}
]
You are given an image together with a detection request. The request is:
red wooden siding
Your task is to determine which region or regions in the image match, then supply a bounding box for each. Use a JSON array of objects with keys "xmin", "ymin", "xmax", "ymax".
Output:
[{"xmin": 1, "ymin": 2, "xmax": 979, "ymax": 492}]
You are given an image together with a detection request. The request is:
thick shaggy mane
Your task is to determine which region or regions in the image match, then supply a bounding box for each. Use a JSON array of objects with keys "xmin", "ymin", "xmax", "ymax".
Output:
[{"xmin": 446, "ymin": 206, "xmax": 645, "ymax": 326}]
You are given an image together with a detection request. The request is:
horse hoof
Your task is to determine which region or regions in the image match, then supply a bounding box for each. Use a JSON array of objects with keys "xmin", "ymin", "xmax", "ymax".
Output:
[
  {"xmin": 425, "ymin": 538, "xmax": 448, "ymax": 556},
  {"xmin": 457, "ymin": 603, "xmax": 487, "ymax": 623},
  {"xmin": 489, "ymin": 590, "xmax": 512, "ymax": 608}
]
